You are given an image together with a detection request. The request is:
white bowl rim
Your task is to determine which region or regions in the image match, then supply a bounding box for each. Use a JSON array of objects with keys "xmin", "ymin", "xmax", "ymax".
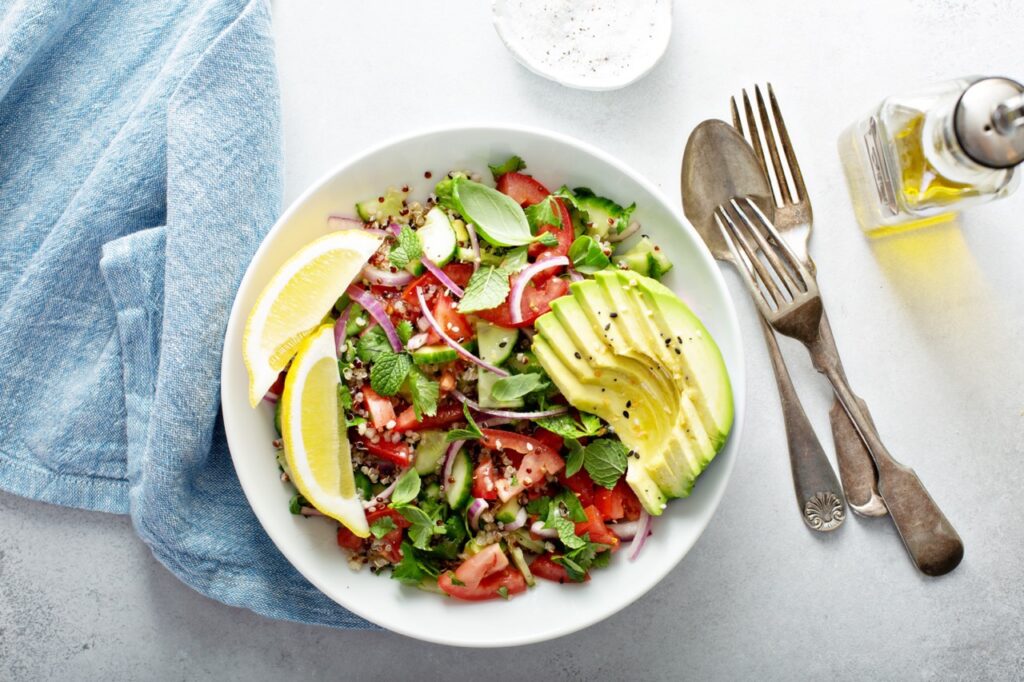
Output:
[{"xmin": 221, "ymin": 122, "xmax": 746, "ymax": 647}]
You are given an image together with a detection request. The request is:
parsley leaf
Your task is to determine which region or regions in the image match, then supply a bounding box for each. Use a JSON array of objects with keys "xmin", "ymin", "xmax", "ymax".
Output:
[
  {"xmin": 457, "ymin": 265, "xmax": 511, "ymax": 313},
  {"xmin": 488, "ymin": 155, "xmax": 526, "ymax": 181},
  {"xmin": 563, "ymin": 438, "xmax": 585, "ymax": 477},
  {"xmin": 406, "ymin": 368, "xmax": 439, "ymax": 420},
  {"xmin": 396, "ymin": 319, "xmax": 414, "ymax": 345},
  {"xmin": 534, "ymin": 231, "xmax": 559, "ymax": 247},
  {"xmin": 369, "ymin": 515, "xmax": 397, "ymax": 539},
  {"xmin": 390, "ymin": 469, "xmax": 421, "ymax": 506},
  {"xmin": 489, "ymin": 373, "xmax": 549, "ymax": 402},
  {"xmin": 583, "ymin": 438, "xmax": 629, "ymax": 489},
  {"xmin": 535, "ymin": 413, "xmax": 605, "ymax": 439},
  {"xmin": 525, "ymin": 195, "xmax": 562, "ymax": 232},
  {"xmin": 391, "ymin": 542, "xmax": 437, "ymax": 585},
  {"xmin": 389, "ymin": 225, "xmax": 423, "ymax": 269},
  {"xmin": 370, "ymin": 352, "xmax": 413, "ymax": 396},
  {"xmin": 397, "ymin": 505, "xmax": 447, "ymax": 550},
  {"xmin": 446, "ymin": 403, "xmax": 485, "ymax": 442},
  {"xmin": 569, "ymin": 235, "xmax": 611, "ymax": 274},
  {"xmin": 553, "ymin": 542, "xmax": 600, "ymax": 582},
  {"xmin": 555, "ymin": 487, "xmax": 588, "ymax": 522},
  {"xmin": 545, "ymin": 504, "xmax": 585, "ymax": 550},
  {"xmin": 497, "ymin": 586, "xmax": 511, "ymax": 600},
  {"xmin": 526, "ymin": 496, "xmax": 551, "ymax": 517},
  {"xmin": 357, "ymin": 326, "xmax": 392, "ymax": 363}
]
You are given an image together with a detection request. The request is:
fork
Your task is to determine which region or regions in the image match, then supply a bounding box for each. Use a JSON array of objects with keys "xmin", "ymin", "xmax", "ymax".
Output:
[
  {"xmin": 715, "ymin": 197, "xmax": 964, "ymax": 577},
  {"xmin": 730, "ymin": 84, "xmax": 887, "ymax": 518}
]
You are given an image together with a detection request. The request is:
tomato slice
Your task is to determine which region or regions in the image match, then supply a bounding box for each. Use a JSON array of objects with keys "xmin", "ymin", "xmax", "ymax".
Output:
[
  {"xmin": 530, "ymin": 554, "xmax": 590, "ymax": 583},
  {"xmin": 532, "ymin": 428, "xmax": 564, "ymax": 454},
  {"xmin": 393, "ymin": 400, "xmax": 465, "ymax": 433},
  {"xmin": 474, "ymin": 275, "xmax": 569, "ymax": 329},
  {"xmin": 336, "ymin": 526, "xmax": 364, "ymax": 552},
  {"xmin": 482, "ymin": 429, "xmax": 565, "ymax": 501},
  {"xmin": 362, "ymin": 386, "xmax": 396, "ymax": 430},
  {"xmin": 433, "ymin": 291, "xmax": 472, "ymax": 343},
  {"xmin": 365, "ymin": 507, "xmax": 411, "ymax": 563},
  {"xmin": 472, "ymin": 456, "xmax": 500, "ymax": 500},
  {"xmin": 438, "ymin": 567, "xmax": 527, "ymax": 601},
  {"xmin": 359, "ymin": 437, "xmax": 412, "ymax": 468},
  {"xmin": 575, "ymin": 505, "xmax": 620, "ymax": 550},
  {"xmin": 617, "ymin": 479, "xmax": 643, "ymax": 521},
  {"xmin": 593, "ymin": 487, "xmax": 625, "ymax": 521},
  {"xmin": 401, "ymin": 263, "xmax": 474, "ymax": 306},
  {"xmin": 454, "ymin": 544, "xmax": 509, "ymax": 589},
  {"xmin": 558, "ymin": 468, "xmax": 596, "ymax": 508},
  {"xmin": 497, "ymin": 172, "xmax": 550, "ymax": 206}
]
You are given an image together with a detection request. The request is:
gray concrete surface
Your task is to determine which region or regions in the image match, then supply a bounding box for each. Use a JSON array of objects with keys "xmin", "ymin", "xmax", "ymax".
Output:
[{"xmin": 4, "ymin": 1, "xmax": 1024, "ymax": 679}]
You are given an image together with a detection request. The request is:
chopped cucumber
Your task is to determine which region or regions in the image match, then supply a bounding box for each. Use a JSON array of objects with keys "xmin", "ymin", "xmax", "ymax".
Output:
[
  {"xmin": 416, "ymin": 577, "xmax": 446, "ymax": 594},
  {"xmin": 407, "ymin": 206, "xmax": 458, "ymax": 275},
  {"xmin": 414, "ymin": 430, "xmax": 448, "ymax": 475},
  {"xmin": 451, "ymin": 218, "xmax": 469, "ymax": 242},
  {"xmin": 456, "ymin": 246, "xmax": 478, "ymax": 263},
  {"xmin": 445, "ymin": 446, "xmax": 472, "ymax": 510},
  {"xmin": 511, "ymin": 529, "xmax": 546, "ymax": 554},
  {"xmin": 477, "ymin": 321, "xmax": 518, "ymax": 366},
  {"xmin": 509, "ymin": 545, "xmax": 535, "ymax": 587},
  {"xmin": 574, "ymin": 187, "xmax": 635, "ymax": 240},
  {"xmin": 495, "ymin": 497, "xmax": 521, "ymax": 524},
  {"xmin": 356, "ymin": 186, "xmax": 408, "ymax": 224},
  {"xmin": 616, "ymin": 236, "xmax": 672, "ymax": 279},
  {"xmin": 423, "ymin": 481, "xmax": 442, "ymax": 500},
  {"xmin": 411, "ymin": 344, "xmax": 458, "ymax": 366}
]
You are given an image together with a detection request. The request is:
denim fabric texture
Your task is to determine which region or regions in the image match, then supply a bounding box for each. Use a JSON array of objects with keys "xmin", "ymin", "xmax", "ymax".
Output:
[{"xmin": 0, "ymin": 0, "xmax": 372, "ymax": 628}]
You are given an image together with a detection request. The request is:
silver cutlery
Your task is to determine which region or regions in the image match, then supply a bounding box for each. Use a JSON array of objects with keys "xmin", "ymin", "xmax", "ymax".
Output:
[
  {"xmin": 682, "ymin": 121, "xmax": 845, "ymax": 532},
  {"xmin": 728, "ymin": 84, "xmax": 886, "ymax": 518},
  {"xmin": 715, "ymin": 197, "xmax": 964, "ymax": 576}
]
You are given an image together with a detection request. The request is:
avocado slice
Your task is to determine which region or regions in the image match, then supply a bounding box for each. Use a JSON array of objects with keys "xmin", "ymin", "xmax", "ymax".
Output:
[{"xmin": 531, "ymin": 271, "xmax": 733, "ymax": 515}]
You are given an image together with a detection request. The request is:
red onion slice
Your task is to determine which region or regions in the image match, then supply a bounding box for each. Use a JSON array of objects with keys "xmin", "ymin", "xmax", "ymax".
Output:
[
  {"xmin": 262, "ymin": 392, "xmax": 279, "ymax": 405},
  {"xmin": 442, "ymin": 439, "xmax": 465, "ymax": 491},
  {"xmin": 466, "ymin": 221, "xmax": 481, "ymax": 271},
  {"xmin": 606, "ymin": 220, "xmax": 641, "ymax": 243},
  {"xmin": 300, "ymin": 506, "xmax": 326, "ymax": 517},
  {"xmin": 333, "ymin": 305, "xmax": 352, "ymax": 358},
  {"xmin": 503, "ymin": 506, "xmax": 528, "ymax": 531},
  {"xmin": 346, "ymin": 285, "xmax": 402, "ymax": 352},
  {"xmin": 509, "ymin": 256, "xmax": 569, "ymax": 324},
  {"xmin": 422, "ymin": 257, "xmax": 465, "ymax": 297},
  {"xmin": 468, "ymin": 497, "xmax": 489, "ymax": 530},
  {"xmin": 609, "ymin": 519, "xmax": 642, "ymax": 540},
  {"xmin": 361, "ymin": 264, "xmax": 413, "ymax": 288},
  {"xmin": 387, "ymin": 222, "xmax": 402, "ymax": 237},
  {"xmin": 416, "ymin": 287, "xmax": 509, "ymax": 377},
  {"xmin": 327, "ymin": 215, "xmax": 364, "ymax": 230},
  {"xmin": 530, "ymin": 520, "xmax": 558, "ymax": 539},
  {"xmin": 628, "ymin": 510, "xmax": 652, "ymax": 561},
  {"xmin": 362, "ymin": 473, "xmax": 404, "ymax": 509},
  {"xmin": 451, "ymin": 389, "xmax": 567, "ymax": 420},
  {"xmin": 568, "ymin": 268, "xmax": 585, "ymax": 283}
]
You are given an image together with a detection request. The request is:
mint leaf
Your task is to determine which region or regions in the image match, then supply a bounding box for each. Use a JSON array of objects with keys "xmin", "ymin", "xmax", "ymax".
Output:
[
  {"xmin": 583, "ymin": 438, "xmax": 629, "ymax": 489},
  {"xmin": 536, "ymin": 413, "xmax": 604, "ymax": 439},
  {"xmin": 452, "ymin": 177, "xmax": 534, "ymax": 247},
  {"xmin": 457, "ymin": 265, "xmax": 511, "ymax": 313},
  {"xmin": 489, "ymin": 373, "xmax": 549, "ymax": 402},
  {"xmin": 564, "ymin": 438, "xmax": 585, "ymax": 477},
  {"xmin": 525, "ymin": 195, "xmax": 562, "ymax": 232},
  {"xmin": 578, "ymin": 412, "xmax": 602, "ymax": 435},
  {"xmin": 357, "ymin": 326, "xmax": 392, "ymax": 363},
  {"xmin": 446, "ymin": 403, "xmax": 485, "ymax": 442},
  {"xmin": 488, "ymin": 155, "xmax": 526, "ymax": 181},
  {"xmin": 501, "ymin": 246, "xmax": 529, "ymax": 273},
  {"xmin": 390, "ymin": 469, "xmax": 421, "ymax": 506},
  {"xmin": 397, "ymin": 320, "xmax": 414, "ymax": 345},
  {"xmin": 369, "ymin": 515, "xmax": 397, "ymax": 539},
  {"xmin": 569, "ymin": 235, "xmax": 611, "ymax": 274},
  {"xmin": 534, "ymin": 232, "xmax": 559, "ymax": 247},
  {"xmin": 389, "ymin": 225, "xmax": 423, "ymax": 269},
  {"xmin": 406, "ymin": 369, "xmax": 439, "ymax": 420},
  {"xmin": 370, "ymin": 352, "xmax": 413, "ymax": 396}
]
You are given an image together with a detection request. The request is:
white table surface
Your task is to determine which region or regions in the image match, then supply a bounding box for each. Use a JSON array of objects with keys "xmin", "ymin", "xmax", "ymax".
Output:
[{"xmin": 3, "ymin": 1, "xmax": 1023, "ymax": 678}]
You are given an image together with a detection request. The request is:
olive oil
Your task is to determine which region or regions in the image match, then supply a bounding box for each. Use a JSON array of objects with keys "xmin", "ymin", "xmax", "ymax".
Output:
[{"xmin": 840, "ymin": 76, "xmax": 1024, "ymax": 237}]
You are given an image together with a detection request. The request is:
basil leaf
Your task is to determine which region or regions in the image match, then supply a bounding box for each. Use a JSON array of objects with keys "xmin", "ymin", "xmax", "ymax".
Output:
[
  {"xmin": 488, "ymin": 155, "xmax": 526, "ymax": 181},
  {"xmin": 369, "ymin": 515, "xmax": 397, "ymax": 539},
  {"xmin": 390, "ymin": 469, "xmax": 421, "ymax": 506},
  {"xmin": 457, "ymin": 265, "xmax": 511, "ymax": 313},
  {"xmin": 389, "ymin": 225, "xmax": 423, "ymax": 269},
  {"xmin": 489, "ymin": 373, "xmax": 549, "ymax": 402},
  {"xmin": 357, "ymin": 326, "xmax": 392, "ymax": 363},
  {"xmin": 452, "ymin": 177, "xmax": 533, "ymax": 247},
  {"xmin": 370, "ymin": 352, "xmax": 413, "ymax": 396},
  {"xmin": 569, "ymin": 235, "xmax": 611, "ymax": 274},
  {"xmin": 406, "ymin": 369, "xmax": 439, "ymax": 420},
  {"xmin": 563, "ymin": 438, "xmax": 585, "ymax": 477},
  {"xmin": 583, "ymin": 438, "xmax": 629, "ymax": 489}
]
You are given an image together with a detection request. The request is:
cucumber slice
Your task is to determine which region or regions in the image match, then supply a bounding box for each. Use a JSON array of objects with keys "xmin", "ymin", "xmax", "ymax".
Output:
[
  {"xmin": 456, "ymin": 246, "xmax": 478, "ymax": 263},
  {"xmin": 477, "ymin": 320, "xmax": 518, "ymax": 366},
  {"xmin": 445, "ymin": 447, "xmax": 472, "ymax": 509},
  {"xmin": 616, "ymin": 236, "xmax": 672, "ymax": 279},
  {"xmin": 509, "ymin": 545, "xmax": 535, "ymax": 587},
  {"xmin": 356, "ymin": 187, "xmax": 408, "ymax": 223},
  {"xmin": 510, "ymin": 529, "xmax": 546, "ymax": 554},
  {"xmin": 414, "ymin": 430, "xmax": 448, "ymax": 475},
  {"xmin": 412, "ymin": 344, "xmax": 458, "ymax": 366},
  {"xmin": 407, "ymin": 207, "xmax": 457, "ymax": 275},
  {"xmin": 495, "ymin": 496, "xmax": 521, "ymax": 524}
]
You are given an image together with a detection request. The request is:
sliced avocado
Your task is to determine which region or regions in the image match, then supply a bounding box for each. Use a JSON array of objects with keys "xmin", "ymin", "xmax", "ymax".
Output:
[
  {"xmin": 356, "ymin": 186, "xmax": 408, "ymax": 224},
  {"xmin": 531, "ymin": 271, "xmax": 733, "ymax": 515},
  {"xmin": 616, "ymin": 237, "xmax": 673, "ymax": 279}
]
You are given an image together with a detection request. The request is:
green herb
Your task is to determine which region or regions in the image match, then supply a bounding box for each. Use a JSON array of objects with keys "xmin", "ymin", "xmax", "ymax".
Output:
[
  {"xmin": 396, "ymin": 320, "xmax": 414, "ymax": 345},
  {"xmin": 370, "ymin": 351, "xmax": 413, "ymax": 396},
  {"xmin": 397, "ymin": 505, "xmax": 447, "ymax": 550},
  {"xmin": 354, "ymin": 471, "xmax": 373, "ymax": 500},
  {"xmin": 405, "ymin": 368, "xmax": 439, "ymax": 420},
  {"xmin": 555, "ymin": 487, "xmax": 588, "ymax": 522},
  {"xmin": 552, "ymin": 541, "xmax": 602, "ymax": 582},
  {"xmin": 433, "ymin": 172, "xmax": 467, "ymax": 211},
  {"xmin": 357, "ymin": 326, "xmax": 392, "ymax": 363},
  {"xmin": 389, "ymin": 225, "xmax": 423, "ymax": 269},
  {"xmin": 526, "ymin": 496, "xmax": 552, "ymax": 517},
  {"xmin": 535, "ymin": 412, "xmax": 605, "ymax": 439},
  {"xmin": 525, "ymin": 195, "xmax": 562, "ymax": 231},
  {"xmin": 336, "ymin": 383, "xmax": 352, "ymax": 412},
  {"xmin": 390, "ymin": 542, "xmax": 441, "ymax": 585},
  {"xmin": 488, "ymin": 155, "xmax": 526, "ymax": 181},
  {"xmin": 390, "ymin": 469, "xmax": 421, "ymax": 506},
  {"xmin": 497, "ymin": 586, "xmax": 511, "ymax": 600},
  {"xmin": 446, "ymin": 403, "xmax": 485, "ymax": 442},
  {"xmin": 535, "ymin": 232, "xmax": 559, "ymax": 247},
  {"xmin": 583, "ymin": 438, "xmax": 630, "ymax": 489},
  {"xmin": 579, "ymin": 412, "xmax": 602, "ymax": 434},
  {"xmin": 489, "ymin": 373, "xmax": 549, "ymax": 402},
  {"xmin": 288, "ymin": 493, "xmax": 306, "ymax": 515},
  {"xmin": 501, "ymin": 246, "xmax": 530, "ymax": 272},
  {"xmin": 451, "ymin": 177, "xmax": 534, "ymax": 247},
  {"xmin": 569, "ymin": 235, "xmax": 611, "ymax": 274},
  {"xmin": 564, "ymin": 437, "xmax": 585, "ymax": 477},
  {"xmin": 544, "ymin": 504, "xmax": 585, "ymax": 550},
  {"xmin": 457, "ymin": 264, "xmax": 511, "ymax": 313},
  {"xmin": 369, "ymin": 515, "xmax": 397, "ymax": 539}
]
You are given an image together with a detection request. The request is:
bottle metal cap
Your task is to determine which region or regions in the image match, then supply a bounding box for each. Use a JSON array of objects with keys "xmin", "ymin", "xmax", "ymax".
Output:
[{"xmin": 954, "ymin": 77, "xmax": 1024, "ymax": 169}]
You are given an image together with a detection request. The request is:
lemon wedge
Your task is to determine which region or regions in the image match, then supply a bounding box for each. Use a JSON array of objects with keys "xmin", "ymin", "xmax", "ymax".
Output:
[
  {"xmin": 243, "ymin": 230, "xmax": 382, "ymax": 407},
  {"xmin": 280, "ymin": 323, "xmax": 368, "ymax": 536}
]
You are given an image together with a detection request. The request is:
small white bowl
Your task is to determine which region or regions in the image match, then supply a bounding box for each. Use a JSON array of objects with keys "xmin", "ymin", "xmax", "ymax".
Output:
[{"xmin": 221, "ymin": 125, "xmax": 745, "ymax": 647}]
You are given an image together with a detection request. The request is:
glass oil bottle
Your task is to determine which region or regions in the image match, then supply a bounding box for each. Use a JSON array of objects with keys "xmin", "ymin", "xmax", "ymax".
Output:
[{"xmin": 839, "ymin": 76, "xmax": 1024, "ymax": 237}]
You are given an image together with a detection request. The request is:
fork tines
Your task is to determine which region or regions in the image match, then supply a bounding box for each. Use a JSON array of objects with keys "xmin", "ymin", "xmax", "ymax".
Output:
[
  {"xmin": 730, "ymin": 84, "xmax": 806, "ymax": 208},
  {"xmin": 714, "ymin": 198, "xmax": 815, "ymax": 317}
]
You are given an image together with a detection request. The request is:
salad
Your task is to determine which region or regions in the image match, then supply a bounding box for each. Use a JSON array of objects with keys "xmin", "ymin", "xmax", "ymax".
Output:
[{"xmin": 246, "ymin": 156, "xmax": 732, "ymax": 601}]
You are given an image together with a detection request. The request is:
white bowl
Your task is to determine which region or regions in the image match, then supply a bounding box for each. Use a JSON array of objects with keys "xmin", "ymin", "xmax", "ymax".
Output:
[{"xmin": 221, "ymin": 125, "xmax": 745, "ymax": 647}]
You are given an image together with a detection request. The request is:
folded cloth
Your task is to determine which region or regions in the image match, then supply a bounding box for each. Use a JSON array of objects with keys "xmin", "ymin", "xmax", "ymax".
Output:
[{"xmin": 0, "ymin": 0, "xmax": 372, "ymax": 628}]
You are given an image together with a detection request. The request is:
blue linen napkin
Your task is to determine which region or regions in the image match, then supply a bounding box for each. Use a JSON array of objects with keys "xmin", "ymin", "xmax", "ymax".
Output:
[{"xmin": 0, "ymin": 0, "xmax": 372, "ymax": 629}]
